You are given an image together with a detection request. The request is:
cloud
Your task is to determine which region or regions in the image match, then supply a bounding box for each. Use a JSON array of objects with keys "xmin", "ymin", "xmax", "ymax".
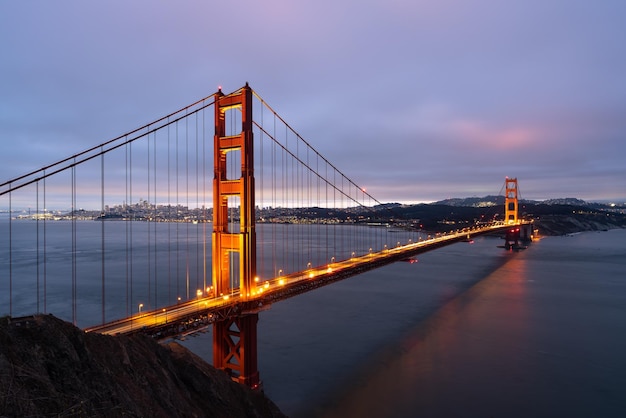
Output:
[
  {"xmin": 450, "ymin": 120, "xmax": 540, "ymax": 151},
  {"xmin": 1, "ymin": 0, "xmax": 626, "ymax": 206}
]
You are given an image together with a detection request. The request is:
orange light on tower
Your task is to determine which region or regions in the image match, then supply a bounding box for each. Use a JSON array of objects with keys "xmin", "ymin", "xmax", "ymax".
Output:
[{"xmin": 505, "ymin": 177, "xmax": 519, "ymax": 224}]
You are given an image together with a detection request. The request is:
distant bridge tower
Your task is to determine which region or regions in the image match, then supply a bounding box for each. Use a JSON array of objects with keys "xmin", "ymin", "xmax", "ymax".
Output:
[
  {"xmin": 212, "ymin": 84, "xmax": 260, "ymax": 387},
  {"xmin": 505, "ymin": 177, "xmax": 519, "ymax": 224}
]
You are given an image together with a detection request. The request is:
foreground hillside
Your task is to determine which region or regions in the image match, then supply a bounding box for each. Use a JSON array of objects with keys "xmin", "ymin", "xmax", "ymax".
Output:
[{"xmin": 0, "ymin": 314, "xmax": 285, "ymax": 418}]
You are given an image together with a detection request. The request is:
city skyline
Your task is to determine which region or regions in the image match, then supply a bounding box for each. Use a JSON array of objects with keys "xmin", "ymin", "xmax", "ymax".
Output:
[{"xmin": 1, "ymin": 1, "xmax": 625, "ymax": 204}]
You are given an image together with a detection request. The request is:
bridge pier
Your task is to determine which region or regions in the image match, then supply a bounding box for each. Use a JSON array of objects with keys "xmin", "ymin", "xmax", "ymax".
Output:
[
  {"xmin": 504, "ymin": 227, "xmax": 521, "ymax": 250},
  {"xmin": 213, "ymin": 313, "xmax": 260, "ymax": 388},
  {"xmin": 519, "ymin": 223, "xmax": 534, "ymax": 242},
  {"xmin": 503, "ymin": 224, "xmax": 533, "ymax": 250}
]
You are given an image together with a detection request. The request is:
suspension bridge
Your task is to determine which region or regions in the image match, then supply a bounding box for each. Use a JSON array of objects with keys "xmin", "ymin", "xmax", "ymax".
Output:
[{"xmin": 0, "ymin": 84, "xmax": 532, "ymax": 388}]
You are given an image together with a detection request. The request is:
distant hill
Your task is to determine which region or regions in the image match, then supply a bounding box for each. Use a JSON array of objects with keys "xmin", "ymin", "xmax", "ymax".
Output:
[
  {"xmin": 255, "ymin": 194, "xmax": 626, "ymax": 236},
  {"xmin": 358, "ymin": 196, "xmax": 626, "ymax": 236},
  {"xmin": 540, "ymin": 197, "xmax": 589, "ymax": 206},
  {"xmin": 433, "ymin": 195, "xmax": 505, "ymax": 207},
  {"xmin": 433, "ymin": 196, "xmax": 623, "ymax": 209},
  {"xmin": 426, "ymin": 196, "xmax": 626, "ymax": 235}
]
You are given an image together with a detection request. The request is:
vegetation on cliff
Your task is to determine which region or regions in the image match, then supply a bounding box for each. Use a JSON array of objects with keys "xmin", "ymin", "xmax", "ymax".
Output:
[{"xmin": 0, "ymin": 314, "xmax": 286, "ymax": 417}]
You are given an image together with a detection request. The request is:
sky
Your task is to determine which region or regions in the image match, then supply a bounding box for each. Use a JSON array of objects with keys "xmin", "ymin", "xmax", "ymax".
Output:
[{"xmin": 1, "ymin": 0, "xmax": 625, "ymax": 205}]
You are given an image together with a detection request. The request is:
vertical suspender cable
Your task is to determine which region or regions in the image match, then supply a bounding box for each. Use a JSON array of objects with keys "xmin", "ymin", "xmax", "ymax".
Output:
[
  {"xmin": 356, "ymin": 185, "xmax": 359, "ymax": 253},
  {"xmin": 202, "ymin": 105, "xmax": 207, "ymax": 292},
  {"xmin": 125, "ymin": 140, "xmax": 129, "ymax": 318},
  {"xmin": 101, "ymin": 149, "xmax": 105, "ymax": 324},
  {"xmin": 295, "ymin": 136, "xmax": 300, "ymax": 271},
  {"xmin": 289, "ymin": 125, "xmax": 293, "ymax": 272},
  {"xmin": 153, "ymin": 130, "xmax": 157, "ymax": 308},
  {"xmin": 325, "ymin": 161, "xmax": 329, "ymax": 265},
  {"xmin": 309, "ymin": 151, "xmax": 313, "ymax": 266},
  {"xmin": 176, "ymin": 120, "xmax": 180, "ymax": 300},
  {"xmin": 258, "ymin": 100, "xmax": 264, "ymax": 280},
  {"xmin": 354, "ymin": 186, "xmax": 360, "ymax": 255},
  {"xmin": 340, "ymin": 175, "xmax": 349, "ymax": 259},
  {"xmin": 43, "ymin": 174, "xmax": 47, "ymax": 313},
  {"xmin": 314, "ymin": 152, "xmax": 318, "ymax": 267},
  {"xmin": 167, "ymin": 121, "xmax": 172, "ymax": 304},
  {"xmin": 147, "ymin": 127, "xmax": 152, "ymax": 309},
  {"xmin": 71, "ymin": 162, "xmax": 77, "ymax": 325},
  {"xmin": 303, "ymin": 145, "xmax": 307, "ymax": 269},
  {"xmin": 307, "ymin": 149, "xmax": 320, "ymax": 266},
  {"xmin": 129, "ymin": 141, "xmax": 134, "ymax": 316},
  {"xmin": 315, "ymin": 152, "xmax": 323, "ymax": 265},
  {"xmin": 292, "ymin": 136, "xmax": 296, "ymax": 271},
  {"xmin": 272, "ymin": 114, "xmax": 277, "ymax": 276},
  {"xmin": 185, "ymin": 111, "xmax": 190, "ymax": 299},
  {"xmin": 304, "ymin": 144, "xmax": 307, "ymax": 267},
  {"xmin": 36, "ymin": 181, "xmax": 40, "ymax": 313},
  {"xmin": 355, "ymin": 184, "xmax": 359, "ymax": 254},
  {"xmin": 282, "ymin": 124, "xmax": 286, "ymax": 272},
  {"xmin": 8, "ymin": 186, "xmax": 12, "ymax": 316},
  {"xmin": 195, "ymin": 112, "xmax": 199, "ymax": 293},
  {"xmin": 333, "ymin": 169, "xmax": 336, "ymax": 263},
  {"xmin": 293, "ymin": 131, "xmax": 298, "ymax": 271}
]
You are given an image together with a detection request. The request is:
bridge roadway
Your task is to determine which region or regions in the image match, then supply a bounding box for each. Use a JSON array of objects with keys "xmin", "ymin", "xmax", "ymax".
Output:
[{"xmin": 85, "ymin": 222, "xmax": 528, "ymax": 339}]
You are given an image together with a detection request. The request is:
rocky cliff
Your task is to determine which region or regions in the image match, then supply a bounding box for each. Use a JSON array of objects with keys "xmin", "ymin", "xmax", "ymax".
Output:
[{"xmin": 0, "ymin": 314, "xmax": 286, "ymax": 418}]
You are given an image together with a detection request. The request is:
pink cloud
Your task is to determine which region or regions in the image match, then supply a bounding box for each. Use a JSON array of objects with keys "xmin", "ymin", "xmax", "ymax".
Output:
[{"xmin": 451, "ymin": 120, "xmax": 542, "ymax": 151}]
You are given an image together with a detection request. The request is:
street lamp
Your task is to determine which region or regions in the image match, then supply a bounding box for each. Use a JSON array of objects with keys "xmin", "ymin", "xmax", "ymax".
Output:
[
  {"xmin": 196, "ymin": 290, "xmax": 203, "ymax": 313},
  {"xmin": 162, "ymin": 308, "xmax": 167, "ymax": 324},
  {"xmin": 138, "ymin": 303, "xmax": 143, "ymax": 314}
]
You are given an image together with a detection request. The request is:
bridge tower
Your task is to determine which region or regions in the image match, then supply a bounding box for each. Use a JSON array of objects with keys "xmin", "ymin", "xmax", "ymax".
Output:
[
  {"xmin": 504, "ymin": 177, "xmax": 522, "ymax": 250},
  {"xmin": 505, "ymin": 177, "xmax": 519, "ymax": 224},
  {"xmin": 212, "ymin": 84, "xmax": 260, "ymax": 387}
]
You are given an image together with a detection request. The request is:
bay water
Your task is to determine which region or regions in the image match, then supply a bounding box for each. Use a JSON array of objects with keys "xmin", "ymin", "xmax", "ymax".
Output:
[
  {"xmin": 2, "ymin": 214, "xmax": 625, "ymax": 417},
  {"xmin": 185, "ymin": 229, "xmax": 626, "ymax": 417}
]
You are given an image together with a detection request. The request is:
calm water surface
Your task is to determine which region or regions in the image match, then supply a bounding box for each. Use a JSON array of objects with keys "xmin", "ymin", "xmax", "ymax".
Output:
[{"xmin": 185, "ymin": 229, "xmax": 626, "ymax": 417}]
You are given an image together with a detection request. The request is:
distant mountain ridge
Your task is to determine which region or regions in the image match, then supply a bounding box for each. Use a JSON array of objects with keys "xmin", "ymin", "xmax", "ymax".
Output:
[
  {"xmin": 433, "ymin": 195, "xmax": 504, "ymax": 207},
  {"xmin": 540, "ymin": 197, "xmax": 589, "ymax": 206},
  {"xmin": 432, "ymin": 196, "xmax": 618, "ymax": 208},
  {"xmin": 422, "ymin": 195, "xmax": 626, "ymax": 235}
]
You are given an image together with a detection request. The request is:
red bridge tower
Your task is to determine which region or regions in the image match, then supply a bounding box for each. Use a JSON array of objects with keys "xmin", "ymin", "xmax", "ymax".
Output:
[
  {"xmin": 505, "ymin": 177, "xmax": 519, "ymax": 224},
  {"xmin": 212, "ymin": 84, "xmax": 260, "ymax": 387}
]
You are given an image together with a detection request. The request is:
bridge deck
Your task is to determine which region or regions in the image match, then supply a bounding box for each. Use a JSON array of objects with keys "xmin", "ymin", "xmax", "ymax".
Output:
[{"xmin": 85, "ymin": 222, "xmax": 531, "ymax": 339}]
